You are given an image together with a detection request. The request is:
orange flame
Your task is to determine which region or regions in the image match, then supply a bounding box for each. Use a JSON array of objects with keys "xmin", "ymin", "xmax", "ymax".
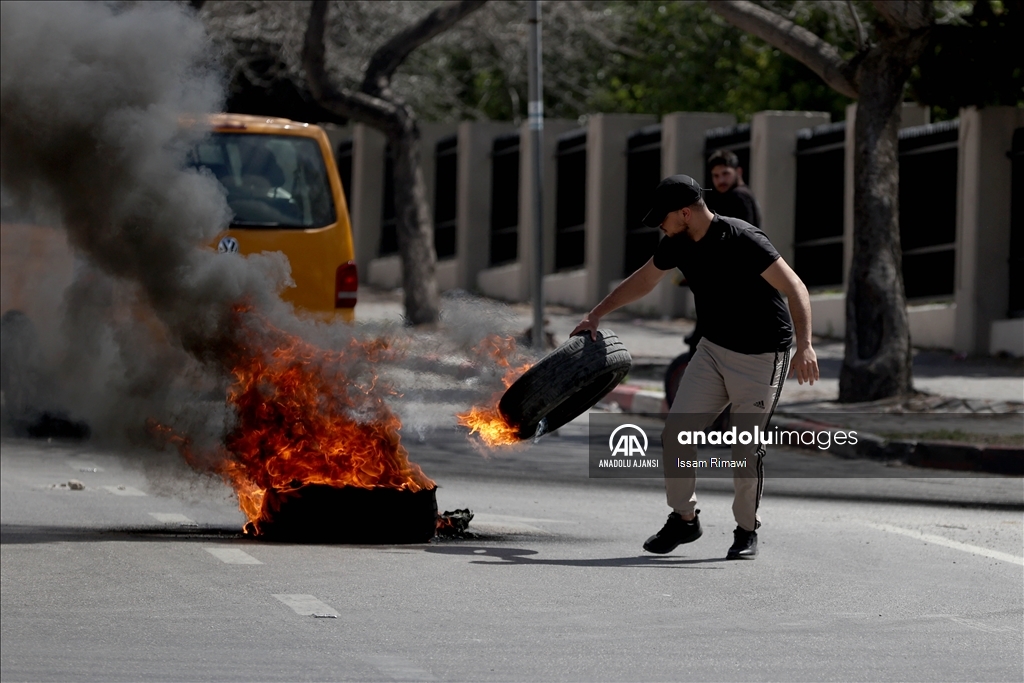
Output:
[
  {"xmin": 456, "ymin": 335, "xmax": 532, "ymax": 447},
  {"xmin": 152, "ymin": 304, "xmax": 433, "ymax": 534}
]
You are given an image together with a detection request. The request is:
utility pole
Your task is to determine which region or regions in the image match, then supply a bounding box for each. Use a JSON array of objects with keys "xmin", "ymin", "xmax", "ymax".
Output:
[{"xmin": 527, "ymin": 0, "xmax": 545, "ymax": 349}]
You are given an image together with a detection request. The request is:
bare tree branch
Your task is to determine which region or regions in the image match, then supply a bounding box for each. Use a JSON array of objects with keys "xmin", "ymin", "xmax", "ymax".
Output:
[
  {"xmin": 871, "ymin": 0, "xmax": 934, "ymax": 33},
  {"xmin": 846, "ymin": 0, "xmax": 866, "ymax": 52},
  {"xmin": 711, "ymin": 0, "xmax": 859, "ymax": 99},
  {"xmin": 361, "ymin": 0, "xmax": 488, "ymax": 97},
  {"xmin": 302, "ymin": 0, "xmax": 401, "ymax": 133}
]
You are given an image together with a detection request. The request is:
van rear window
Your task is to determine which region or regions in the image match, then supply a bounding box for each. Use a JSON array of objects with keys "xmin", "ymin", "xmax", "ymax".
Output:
[{"xmin": 190, "ymin": 133, "xmax": 336, "ymax": 229}]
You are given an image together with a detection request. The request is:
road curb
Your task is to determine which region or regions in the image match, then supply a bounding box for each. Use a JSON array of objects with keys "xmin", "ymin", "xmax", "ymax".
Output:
[{"xmin": 603, "ymin": 386, "xmax": 1023, "ymax": 475}]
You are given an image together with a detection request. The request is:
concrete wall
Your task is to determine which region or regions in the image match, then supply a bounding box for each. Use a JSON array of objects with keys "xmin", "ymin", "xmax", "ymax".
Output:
[
  {"xmin": 349, "ymin": 124, "xmax": 386, "ymax": 279},
  {"xmin": 476, "ymin": 120, "xmax": 579, "ymax": 303},
  {"xmin": 644, "ymin": 111, "xmax": 738, "ymax": 319},
  {"xmin": 456, "ymin": 121, "xmax": 517, "ymax": 291},
  {"xmin": 750, "ymin": 110, "xmax": 830, "ymax": 265},
  {"xmin": 363, "ymin": 123, "xmax": 458, "ymax": 290},
  {"xmin": 809, "ymin": 292, "xmax": 956, "ymax": 349},
  {"xmin": 990, "ymin": 319, "xmax": 1024, "ymax": 357},
  {"xmin": 953, "ymin": 106, "xmax": 1024, "ymax": 355}
]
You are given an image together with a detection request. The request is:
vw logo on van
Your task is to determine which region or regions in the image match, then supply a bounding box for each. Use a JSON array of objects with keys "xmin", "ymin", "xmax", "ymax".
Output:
[{"xmin": 217, "ymin": 236, "xmax": 239, "ymax": 254}]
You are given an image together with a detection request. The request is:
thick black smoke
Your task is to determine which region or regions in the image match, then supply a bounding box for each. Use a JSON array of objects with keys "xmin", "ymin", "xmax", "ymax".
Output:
[{"xmin": 0, "ymin": 1, "xmax": 296, "ymax": 442}]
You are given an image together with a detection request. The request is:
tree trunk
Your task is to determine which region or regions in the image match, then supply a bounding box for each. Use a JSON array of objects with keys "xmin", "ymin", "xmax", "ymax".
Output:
[
  {"xmin": 838, "ymin": 33, "xmax": 929, "ymax": 402},
  {"xmin": 389, "ymin": 117, "xmax": 439, "ymax": 325}
]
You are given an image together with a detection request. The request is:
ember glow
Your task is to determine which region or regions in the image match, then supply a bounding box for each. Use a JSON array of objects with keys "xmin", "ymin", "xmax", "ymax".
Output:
[
  {"xmin": 154, "ymin": 304, "xmax": 433, "ymax": 534},
  {"xmin": 456, "ymin": 335, "xmax": 532, "ymax": 447}
]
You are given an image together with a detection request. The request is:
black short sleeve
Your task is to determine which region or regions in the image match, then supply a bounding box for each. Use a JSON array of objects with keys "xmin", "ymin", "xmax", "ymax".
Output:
[
  {"xmin": 735, "ymin": 226, "xmax": 781, "ymax": 275},
  {"xmin": 652, "ymin": 234, "xmax": 681, "ymax": 271}
]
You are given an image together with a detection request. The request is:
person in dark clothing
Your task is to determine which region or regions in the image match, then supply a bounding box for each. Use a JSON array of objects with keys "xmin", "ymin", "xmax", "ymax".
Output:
[
  {"xmin": 573, "ymin": 175, "xmax": 818, "ymax": 560},
  {"xmin": 668, "ymin": 149, "xmax": 763, "ymax": 395},
  {"xmin": 704, "ymin": 149, "xmax": 761, "ymax": 228}
]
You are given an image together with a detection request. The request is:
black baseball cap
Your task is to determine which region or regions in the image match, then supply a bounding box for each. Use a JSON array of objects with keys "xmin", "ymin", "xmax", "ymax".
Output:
[{"xmin": 642, "ymin": 175, "xmax": 704, "ymax": 227}]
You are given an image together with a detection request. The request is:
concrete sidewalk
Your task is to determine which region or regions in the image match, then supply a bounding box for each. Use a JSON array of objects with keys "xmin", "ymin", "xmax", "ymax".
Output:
[{"xmin": 356, "ymin": 287, "xmax": 1023, "ymax": 473}]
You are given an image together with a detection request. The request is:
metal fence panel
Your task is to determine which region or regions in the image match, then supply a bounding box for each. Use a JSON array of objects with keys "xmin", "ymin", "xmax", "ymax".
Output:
[
  {"xmin": 555, "ymin": 129, "xmax": 587, "ymax": 271},
  {"xmin": 794, "ymin": 121, "xmax": 845, "ymax": 288},
  {"xmin": 1009, "ymin": 127, "xmax": 1024, "ymax": 317},
  {"xmin": 489, "ymin": 132, "xmax": 520, "ymax": 266},
  {"xmin": 898, "ymin": 120, "xmax": 959, "ymax": 299},
  {"xmin": 624, "ymin": 124, "xmax": 662, "ymax": 276},
  {"xmin": 433, "ymin": 135, "xmax": 457, "ymax": 260}
]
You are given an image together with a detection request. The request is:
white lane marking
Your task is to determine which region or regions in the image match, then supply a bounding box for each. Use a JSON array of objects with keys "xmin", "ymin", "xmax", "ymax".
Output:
[
  {"xmin": 149, "ymin": 513, "xmax": 196, "ymax": 525},
  {"xmin": 365, "ymin": 655, "xmax": 436, "ymax": 682},
  {"xmin": 68, "ymin": 461, "xmax": 104, "ymax": 472},
  {"xmin": 864, "ymin": 522, "xmax": 1024, "ymax": 566},
  {"xmin": 101, "ymin": 485, "xmax": 146, "ymax": 497},
  {"xmin": 204, "ymin": 548, "xmax": 262, "ymax": 565},
  {"xmin": 273, "ymin": 594, "xmax": 337, "ymax": 617},
  {"xmin": 947, "ymin": 616, "xmax": 1017, "ymax": 634}
]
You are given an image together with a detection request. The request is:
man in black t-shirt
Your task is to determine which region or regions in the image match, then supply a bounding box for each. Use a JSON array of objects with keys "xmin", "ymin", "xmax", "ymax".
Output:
[
  {"xmin": 679, "ymin": 149, "xmax": 761, "ymax": 356},
  {"xmin": 704, "ymin": 148, "xmax": 761, "ymax": 227},
  {"xmin": 572, "ymin": 174, "xmax": 818, "ymax": 560}
]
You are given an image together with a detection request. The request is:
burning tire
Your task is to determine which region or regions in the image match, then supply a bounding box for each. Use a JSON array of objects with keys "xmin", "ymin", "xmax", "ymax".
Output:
[{"xmin": 498, "ymin": 329, "xmax": 631, "ymax": 439}]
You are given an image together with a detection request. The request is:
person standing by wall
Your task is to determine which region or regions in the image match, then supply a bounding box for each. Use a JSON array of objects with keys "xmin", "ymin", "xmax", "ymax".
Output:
[{"xmin": 704, "ymin": 148, "xmax": 761, "ymax": 227}]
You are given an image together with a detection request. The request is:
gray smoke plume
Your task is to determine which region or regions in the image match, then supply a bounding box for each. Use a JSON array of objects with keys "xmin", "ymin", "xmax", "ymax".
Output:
[
  {"xmin": 0, "ymin": 1, "xmax": 296, "ymax": 445},
  {"xmin": 0, "ymin": 1, "xmax": 529, "ymax": 485}
]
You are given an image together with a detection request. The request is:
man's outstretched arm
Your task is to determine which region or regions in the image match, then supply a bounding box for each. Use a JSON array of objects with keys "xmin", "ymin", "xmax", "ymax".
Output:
[
  {"xmin": 571, "ymin": 259, "xmax": 666, "ymax": 339},
  {"xmin": 761, "ymin": 258, "xmax": 819, "ymax": 385}
]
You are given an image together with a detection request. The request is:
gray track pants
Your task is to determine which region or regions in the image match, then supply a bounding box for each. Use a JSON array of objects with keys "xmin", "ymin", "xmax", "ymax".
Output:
[{"xmin": 663, "ymin": 338, "xmax": 790, "ymax": 531}]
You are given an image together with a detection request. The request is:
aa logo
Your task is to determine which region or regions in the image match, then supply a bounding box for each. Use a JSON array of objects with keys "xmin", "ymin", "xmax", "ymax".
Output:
[{"xmin": 608, "ymin": 424, "xmax": 648, "ymax": 457}]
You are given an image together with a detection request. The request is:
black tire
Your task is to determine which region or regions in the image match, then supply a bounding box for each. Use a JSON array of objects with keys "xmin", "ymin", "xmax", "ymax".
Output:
[{"xmin": 498, "ymin": 329, "xmax": 631, "ymax": 439}]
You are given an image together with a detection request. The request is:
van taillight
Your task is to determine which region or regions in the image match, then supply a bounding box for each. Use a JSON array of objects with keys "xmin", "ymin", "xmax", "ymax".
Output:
[{"xmin": 335, "ymin": 261, "xmax": 358, "ymax": 308}]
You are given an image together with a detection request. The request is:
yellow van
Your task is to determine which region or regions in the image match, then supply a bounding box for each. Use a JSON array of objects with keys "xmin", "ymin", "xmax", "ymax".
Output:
[{"xmin": 193, "ymin": 114, "xmax": 358, "ymax": 320}]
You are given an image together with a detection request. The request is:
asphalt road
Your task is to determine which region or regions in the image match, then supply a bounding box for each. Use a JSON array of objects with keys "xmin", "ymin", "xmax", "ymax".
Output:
[{"xmin": 2, "ymin": 425, "xmax": 1022, "ymax": 682}]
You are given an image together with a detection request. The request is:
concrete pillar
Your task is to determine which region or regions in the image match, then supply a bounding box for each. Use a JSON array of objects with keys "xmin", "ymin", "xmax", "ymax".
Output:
[
  {"xmin": 456, "ymin": 121, "xmax": 517, "ymax": 291},
  {"xmin": 349, "ymin": 123, "xmax": 386, "ymax": 280},
  {"xmin": 660, "ymin": 112, "xmax": 736, "ymax": 317},
  {"xmin": 663, "ymin": 112, "xmax": 737, "ymax": 178},
  {"xmin": 519, "ymin": 119, "xmax": 578, "ymax": 301},
  {"xmin": 842, "ymin": 103, "xmax": 931, "ymax": 286},
  {"xmin": 750, "ymin": 110, "xmax": 830, "ymax": 265},
  {"xmin": 953, "ymin": 106, "xmax": 1024, "ymax": 354},
  {"xmin": 584, "ymin": 113, "xmax": 658, "ymax": 308}
]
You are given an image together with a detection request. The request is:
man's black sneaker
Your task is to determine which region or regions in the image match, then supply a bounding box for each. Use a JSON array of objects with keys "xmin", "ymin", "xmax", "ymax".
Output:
[
  {"xmin": 643, "ymin": 510, "xmax": 702, "ymax": 554},
  {"xmin": 727, "ymin": 527, "xmax": 757, "ymax": 559}
]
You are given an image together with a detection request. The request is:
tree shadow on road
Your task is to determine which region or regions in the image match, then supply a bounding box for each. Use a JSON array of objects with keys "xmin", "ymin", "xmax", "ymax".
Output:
[{"xmin": 424, "ymin": 545, "xmax": 729, "ymax": 567}]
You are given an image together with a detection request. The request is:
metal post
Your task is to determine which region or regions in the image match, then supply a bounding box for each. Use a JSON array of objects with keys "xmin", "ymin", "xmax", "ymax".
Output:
[{"xmin": 527, "ymin": 0, "xmax": 545, "ymax": 349}]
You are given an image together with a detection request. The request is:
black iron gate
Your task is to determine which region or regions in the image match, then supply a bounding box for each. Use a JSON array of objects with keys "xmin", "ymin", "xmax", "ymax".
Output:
[
  {"xmin": 380, "ymin": 144, "xmax": 398, "ymax": 256},
  {"xmin": 489, "ymin": 132, "xmax": 520, "ymax": 266},
  {"xmin": 623, "ymin": 124, "xmax": 662, "ymax": 276},
  {"xmin": 704, "ymin": 123, "xmax": 751, "ymax": 187},
  {"xmin": 794, "ymin": 121, "xmax": 845, "ymax": 288},
  {"xmin": 335, "ymin": 139, "xmax": 352, "ymax": 211},
  {"xmin": 898, "ymin": 120, "xmax": 959, "ymax": 300},
  {"xmin": 1009, "ymin": 127, "xmax": 1024, "ymax": 317},
  {"xmin": 433, "ymin": 135, "xmax": 457, "ymax": 260},
  {"xmin": 555, "ymin": 129, "xmax": 587, "ymax": 271}
]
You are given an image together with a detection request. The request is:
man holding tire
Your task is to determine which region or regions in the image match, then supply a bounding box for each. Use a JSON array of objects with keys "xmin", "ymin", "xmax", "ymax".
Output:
[{"xmin": 571, "ymin": 174, "xmax": 819, "ymax": 560}]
